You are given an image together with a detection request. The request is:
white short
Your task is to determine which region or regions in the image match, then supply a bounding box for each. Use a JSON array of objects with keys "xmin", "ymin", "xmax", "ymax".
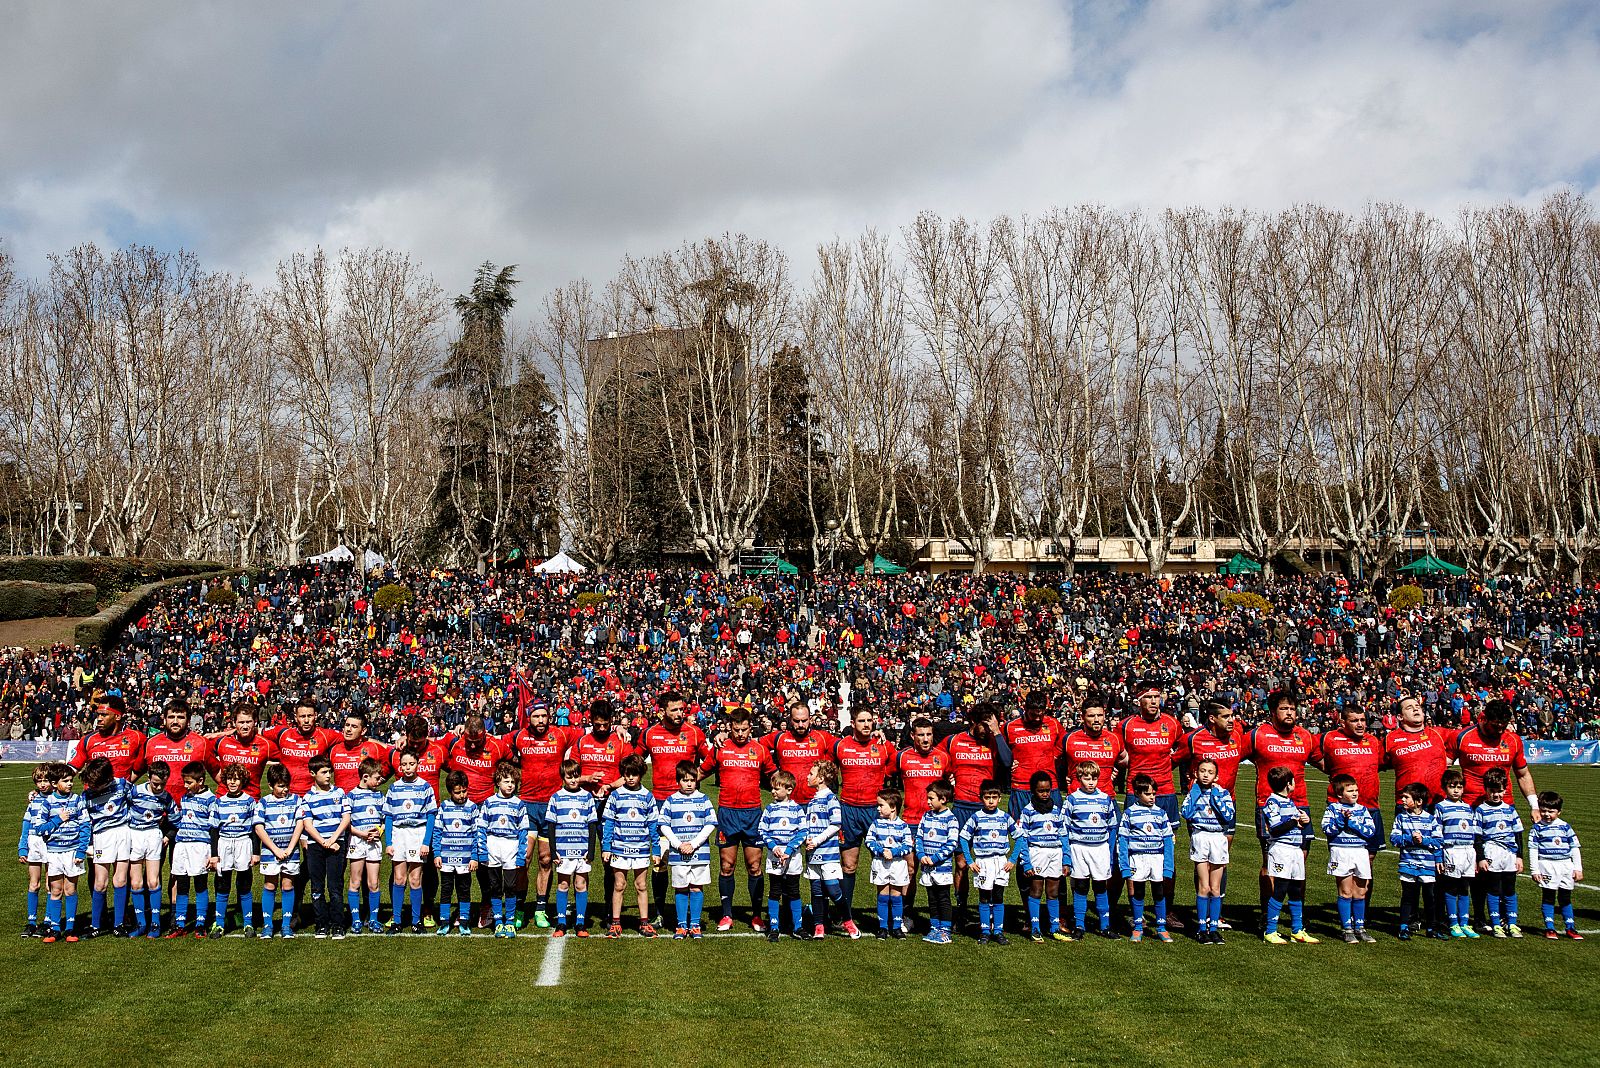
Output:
[
  {"xmin": 610, "ymin": 855, "xmax": 652, "ymax": 871},
  {"xmin": 766, "ymin": 851, "xmax": 804, "ymax": 877},
  {"xmin": 347, "ymin": 835, "xmax": 383, "ymax": 862},
  {"xmin": 172, "ymin": 841, "xmax": 211, "ymax": 877},
  {"xmin": 1442, "ymin": 845, "xmax": 1476, "ymax": 880},
  {"xmin": 128, "ymin": 827, "xmax": 164, "ymax": 863},
  {"xmin": 1532, "ymin": 858, "xmax": 1576, "ymax": 891},
  {"xmin": 970, "ymin": 855, "xmax": 1011, "ymax": 890},
  {"xmin": 1481, "ymin": 840, "xmax": 1519, "ymax": 873},
  {"xmin": 1189, "ymin": 831, "xmax": 1230, "ymax": 865},
  {"xmin": 918, "ymin": 864, "xmax": 954, "ymax": 887},
  {"xmin": 91, "ymin": 825, "xmax": 131, "ymax": 864},
  {"xmin": 25, "ymin": 833, "xmax": 47, "ymax": 865},
  {"xmin": 1265, "ymin": 841, "xmax": 1306, "ymax": 882},
  {"xmin": 437, "ymin": 858, "xmax": 474, "ymax": 874},
  {"xmin": 1070, "ymin": 843, "xmax": 1111, "ymax": 882},
  {"xmin": 484, "ymin": 836, "xmax": 522, "ymax": 870},
  {"xmin": 216, "ymin": 836, "xmax": 254, "ymax": 872},
  {"xmin": 390, "ymin": 825, "xmax": 427, "ymax": 863},
  {"xmin": 260, "ymin": 855, "xmax": 302, "ymax": 877},
  {"xmin": 1327, "ymin": 845, "xmax": 1371, "ymax": 880},
  {"xmin": 46, "ymin": 850, "xmax": 85, "ymax": 879},
  {"xmin": 670, "ymin": 862, "xmax": 710, "ymax": 889},
  {"xmin": 1399, "ymin": 871, "xmax": 1436, "ymax": 885},
  {"xmin": 555, "ymin": 854, "xmax": 591, "ymax": 876},
  {"xmin": 806, "ymin": 861, "xmax": 843, "ymax": 883},
  {"xmin": 870, "ymin": 857, "xmax": 910, "ymax": 887},
  {"xmin": 1125, "ymin": 853, "xmax": 1164, "ymax": 884},
  {"xmin": 1026, "ymin": 846, "xmax": 1063, "ymax": 879}
]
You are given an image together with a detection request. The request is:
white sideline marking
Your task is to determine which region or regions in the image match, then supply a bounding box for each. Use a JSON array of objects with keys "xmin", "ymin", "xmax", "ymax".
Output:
[{"xmin": 535, "ymin": 932, "xmax": 565, "ymax": 986}]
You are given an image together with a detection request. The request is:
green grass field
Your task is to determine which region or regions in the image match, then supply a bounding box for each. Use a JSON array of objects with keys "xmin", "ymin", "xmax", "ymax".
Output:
[{"xmin": 3, "ymin": 765, "xmax": 1596, "ymax": 1068}]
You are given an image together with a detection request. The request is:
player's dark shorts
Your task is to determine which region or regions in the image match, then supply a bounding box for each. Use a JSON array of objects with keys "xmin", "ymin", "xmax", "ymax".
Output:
[
  {"xmin": 840, "ymin": 803, "xmax": 878, "ymax": 848},
  {"xmin": 718, "ymin": 805, "xmax": 763, "ymax": 847},
  {"xmin": 1126, "ymin": 793, "xmax": 1180, "ymax": 823},
  {"xmin": 952, "ymin": 800, "xmax": 981, "ymax": 831},
  {"xmin": 1012, "ymin": 787, "xmax": 1061, "ymax": 818},
  {"xmin": 524, "ymin": 801, "xmax": 553, "ymax": 840},
  {"xmin": 1364, "ymin": 806, "xmax": 1385, "ymax": 853}
]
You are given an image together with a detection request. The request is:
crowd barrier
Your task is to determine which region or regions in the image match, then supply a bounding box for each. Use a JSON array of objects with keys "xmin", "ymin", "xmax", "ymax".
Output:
[{"xmin": 0, "ymin": 740, "xmax": 77, "ymax": 762}]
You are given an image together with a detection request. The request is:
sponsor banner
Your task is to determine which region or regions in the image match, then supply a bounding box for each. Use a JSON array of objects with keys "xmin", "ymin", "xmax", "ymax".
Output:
[
  {"xmin": 1526, "ymin": 739, "xmax": 1600, "ymax": 765},
  {"xmin": 0, "ymin": 739, "xmax": 78, "ymax": 763}
]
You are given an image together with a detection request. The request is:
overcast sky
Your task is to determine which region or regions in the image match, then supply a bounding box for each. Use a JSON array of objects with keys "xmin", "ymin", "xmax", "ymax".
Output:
[{"xmin": 3, "ymin": 0, "xmax": 1598, "ymax": 307}]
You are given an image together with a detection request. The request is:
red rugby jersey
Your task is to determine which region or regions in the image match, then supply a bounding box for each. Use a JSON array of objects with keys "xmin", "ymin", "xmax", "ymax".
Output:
[
  {"xmin": 835, "ymin": 735, "xmax": 897, "ymax": 808},
  {"xmin": 896, "ymin": 747, "xmax": 951, "ymax": 825},
  {"xmin": 938, "ymin": 732, "xmax": 1002, "ymax": 804},
  {"xmin": 1173, "ymin": 726, "xmax": 1250, "ymax": 796},
  {"xmin": 329, "ymin": 737, "xmax": 394, "ymax": 793},
  {"xmin": 701, "ymin": 739, "xmax": 775, "ymax": 809},
  {"xmin": 264, "ymin": 724, "xmax": 339, "ymax": 795},
  {"xmin": 573, "ymin": 730, "xmax": 635, "ymax": 795},
  {"xmin": 641, "ymin": 723, "xmax": 713, "ymax": 800},
  {"xmin": 503, "ymin": 725, "xmax": 573, "ymax": 804},
  {"xmin": 1451, "ymin": 726, "xmax": 1528, "ymax": 805},
  {"xmin": 72, "ymin": 727, "xmax": 148, "ymax": 781},
  {"xmin": 1003, "ymin": 715, "xmax": 1065, "ymax": 790},
  {"xmin": 1063, "ymin": 728, "xmax": 1123, "ymax": 791},
  {"xmin": 209, "ymin": 732, "xmax": 280, "ymax": 797},
  {"xmin": 443, "ymin": 734, "xmax": 508, "ymax": 803},
  {"xmin": 1319, "ymin": 729, "xmax": 1383, "ymax": 808},
  {"xmin": 1248, "ymin": 724, "xmax": 1319, "ymax": 807},
  {"xmin": 1119, "ymin": 714, "xmax": 1181, "ymax": 795},
  {"xmin": 1383, "ymin": 726, "xmax": 1449, "ymax": 804},
  {"xmin": 392, "ymin": 738, "xmax": 448, "ymax": 797},
  {"xmin": 143, "ymin": 731, "xmax": 214, "ymax": 801},
  {"xmin": 761, "ymin": 729, "xmax": 838, "ymax": 804}
]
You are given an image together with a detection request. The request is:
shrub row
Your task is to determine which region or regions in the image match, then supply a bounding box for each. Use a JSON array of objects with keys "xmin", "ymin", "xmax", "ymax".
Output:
[{"xmin": 0, "ymin": 581, "xmax": 98, "ymax": 621}]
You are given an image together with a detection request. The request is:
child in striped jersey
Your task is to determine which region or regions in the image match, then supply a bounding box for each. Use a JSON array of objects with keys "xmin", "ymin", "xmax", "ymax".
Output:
[
  {"xmin": 1530, "ymin": 790, "xmax": 1583, "ymax": 940},
  {"xmin": 804, "ymin": 760, "xmax": 852, "ymax": 940},
  {"xmin": 602, "ymin": 755, "xmax": 659, "ymax": 938},
  {"xmin": 960, "ymin": 779, "xmax": 1022, "ymax": 945},
  {"xmin": 1389, "ymin": 782, "xmax": 1444, "ymax": 941},
  {"xmin": 1065, "ymin": 761, "xmax": 1119, "ymax": 940},
  {"xmin": 1322, "ymin": 773, "xmax": 1377, "ymax": 944},
  {"xmin": 1118, "ymin": 773, "xmax": 1176, "ymax": 943},
  {"xmin": 18, "ymin": 764, "xmax": 54, "ymax": 937},
  {"xmin": 757, "ymin": 769, "xmax": 807, "ymax": 941},
  {"xmin": 1260, "ymin": 766, "xmax": 1317, "ymax": 944},
  {"xmin": 168, "ymin": 762, "xmax": 216, "ymax": 939},
  {"xmin": 255, "ymin": 763, "xmax": 303, "ymax": 938},
  {"xmin": 210, "ymin": 764, "xmax": 261, "ymax": 937},
  {"xmin": 40, "ymin": 763, "xmax": 90, "ymax": 943},
  {"xmin": 429, "ymin": 771, "xmax": 479, "ymax": 936},
  {"xmin": 866, "ymin": 789, "xmax": 914, "ymax": 939},
  {"xmin": 476, "ymin": 762, "xmax": 529, "ymax": 938},
  {"xmin": 916, "ymin": 781, "xmax": 958, "ymax": 944},
  {"xmin": 1181, "ymin": 757, "xmax": 1236, "ymax": 945},
  {"xmin": 1018, "ymin": 771, "xmax": 1069, "ymax": 944},
  {"xmin": 1435, "ymin": 769, "xmax": 1478, "ymax": 937},
  {"xmin": 384, "ymin": 750, "xmax": 439, "ymax": 934},
  {"xmin": 547, "ymin": 759, "xmax": 598, "ymax": 937},
  {"xmin": 658, "ymin": 760, "xmax": 716, "ymax": 940},
  {"xmin": 346, "ymin": 758, "xmax": 386, "ymax": 934},
  {"xmin": 301, "ymin": 755, "xmax": 353, "ymax": 939},
  {"xmin": 127, "ymin": 761, "xmax": 176, "ymax": 937},
  {"xmin": 79, "ymin": 757, "xmax": 132, "ymax": 937},
  {"xmin": 1475, "ymin": 767, "xmax": 1524, "ymax": 938}
]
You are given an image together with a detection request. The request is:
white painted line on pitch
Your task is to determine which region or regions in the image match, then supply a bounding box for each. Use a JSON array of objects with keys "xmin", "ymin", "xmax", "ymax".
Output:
[{"xmin": 535, "ymin": 933, "xmax": 565, "ymax": 986}]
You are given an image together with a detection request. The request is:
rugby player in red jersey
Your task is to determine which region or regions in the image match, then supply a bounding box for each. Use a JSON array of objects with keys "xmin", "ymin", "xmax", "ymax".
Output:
[
  {"xmin": 937, "ymin": 702, "xmax": 1011, "ymax": 926},
  {"xmin": 1383, "ymin": 694, "xmax": 1449, "ymax": 805},
  {"xmin": 501, "ymin": 700, "xmax": 572, "ymax": 928},
  {"xmin": 1118, "ymin": 680, "xmax": 1183, "ymax": 928},
  {"xmin": 640, "ymin": 692, "xmax": 710, "ymax": 927},
  {"xmin": 1003, "ymin": 690, "xmax": 1064, "ymax": 815},
  {"xmin": 895, "ymin": 715, "xmax": 950, "ymax": 920},
  {"xmin": 71, "ymin": 693, "xmax": 146, "ymax": 781},
  {"xmin": 1248, "ymin": 689, "xmax": 1319, "ymax": 930},
  {"xmin": 1452, "ymin": 698, "xmax": 1538, "ymax": 931},
  {"xmin": 264, "ymin": 698, "xmax": 339, "ymax": 796},
  {"xmin": 1316, "ymin": 706, "xmax": 1385, "ymax": 908},
  {"xmin": 1175, "ymin": 699, "xmax": 1250, "ymax": 797},
  {"xmin": 328, "ymin": 710, "xmax": 392, "ymax": 792},
  {"xmin": 835, "ymin": 706, "xmax": 897, "ymax": 928},
  {"xmin": 701, "ymin": 706, "xmax": 776, "ymax": 931},
  {"xmin": 1064, "ymin": 694, "xmax": 1127, "ymax": 794},
  {"xmin": 761, "ymin": 698, "xmax": 838, "ymax": 806},
  {"xmin": 144, "ymin": 699, "xmax": 212, "ymax": 802},
  {"xmin": 208, "ymin": 702, "xmax": 279, "ymax": 796}
]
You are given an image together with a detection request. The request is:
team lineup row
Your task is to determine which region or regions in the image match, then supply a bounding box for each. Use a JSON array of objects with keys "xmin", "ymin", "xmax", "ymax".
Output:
[{"xmin": 17, "ymin": 683, "xmax": 1585, "ymax": 944}]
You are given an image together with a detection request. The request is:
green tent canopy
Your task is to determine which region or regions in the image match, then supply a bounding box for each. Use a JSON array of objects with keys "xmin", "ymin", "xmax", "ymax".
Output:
[
  {"xmin": 1396, "ymin": 554, "xmax": 1466, "ymax": 576},
  {"xmin": 1218, "ymin": 553, "xmax": 1263, "ymax": 575},
  {"xmin": 746, "ymin": 554, "xmax": 799, "ymax": 576},
  {"xmin": 855, "ymin": 554, "xmax": 906, "ymax": 575}
]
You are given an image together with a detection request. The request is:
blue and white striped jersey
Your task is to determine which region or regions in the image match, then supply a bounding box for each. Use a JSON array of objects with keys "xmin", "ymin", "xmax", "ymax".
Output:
[
  {"xmin": 347, "ymin": 787, "xmax": 385, "ymax": 835},
  {"xmin": 83, "ymin": 781, "xmax": 132, "ymax": 834},
  {"xmin": 127, "ymin": 782, "xmax": 176, "ymax": 833},
  {"xmin": 865, "ymin": 816, "xmax": 915, "ymax": 860},
  {"xmin": 256, "ymin": 793, "xmax": 303, "ymax": 859},
  {"xmin": 806, "ymin": 786, "xmax": 843, "ymax": 865},
  {"xmin": 1116, "ymin": 801, "xmax": 1176, "ymax": 878},
  {"xmin": 601, "ymin": 787, "xmax": 657, "ymax": 860},
  {"xmin": 916, "ymin": 809, "xmax": 959, "ymax": 877},
  {"xmin": 19, "ymin": 792, "xmax": 56, "ymax": 857},
  {"xmin": 1435, "ymin": 798, "xmax": 1477, "ymax": 847},
  {"xmin": 1065, "ymin": 789, "xmax": 1118, "ymax": 847},
  {"xmin": 1389, "ymin": 809, "xmax": 1443, "ymax": 877},
  {"xmin": 658, "ymin": 789, "xmax": 716, "ymax": 866},
  {"xmin": 758, "ymin": 799, "xmax": 808, "ymax": 857},
  {"xmin": 382, "ymin": 778, "xmax": 438, "ymax": 831},
  {"xmin": 211, "ymin": 791, "xmax": 261, "ymax": 840},
  {"xmin": 1476, "ymin": 801, "xmax": 1522, "ymax": 849},
  {"xmin": 960, "ymin": 808, "xmax": 1018, "ymax": 861},
  {"xmin": 1321, "ymin": 802, "xmax": 1375, "ymax": 849},
  {"xmin": 547, "ymin": 788, "xmax": 598, "ymax": 861},
  {"xmin": 300, "ymin": 786, "xmax": 351, "ymax": 841},
  {"xmin": 475, "ymin": 794, "xmax": 529, "ymax": 860},
  {"xmin": 1018, "ymin": 802, "xmax": 1067, "ymax": 852},
  {"xmin": 42, "ymin": 792, "xmax": 91, "ymax": 854},
  {"xmin": 1260, "ymin": 794, "xmax": 1309, "ymax": 849},
  {"xmin": 1180, "ymin": 783, "xmax": 1236, "ymax": 834},
  {"xmin": 173, "ymin": 791, "xmax": 216, "ymax": 845},
  {"xmin": 1530, "ymin": 818, "xmax": 1580, "ymax": 863},
  {"xmin": 429, "ymin": 799, "xmax": 480, "ymax": 865}
]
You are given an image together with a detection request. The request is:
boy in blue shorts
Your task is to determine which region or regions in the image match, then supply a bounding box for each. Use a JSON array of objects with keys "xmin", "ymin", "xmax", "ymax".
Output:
[{"xmin": 548, "ymin": 759, "xmax": 599, "ymax": 937}]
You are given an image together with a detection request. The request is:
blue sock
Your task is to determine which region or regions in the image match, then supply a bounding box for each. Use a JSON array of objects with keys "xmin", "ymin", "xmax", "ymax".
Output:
[
  {"xmin": 132, "ymin": 889, "xmax": 147, "ymax": 932},
  {"xmin": 503, "ymin": 895, "xmax": 517, "ymax": 923},
  {"xmin": 1027, "ymin": 895, "xmax": 1041, "ymax": 931},
  {"xmin": 262, "ymin": 889, "xmax": 276, "ymax": 929},
  {"xmin": 1504, "ymin": 892, "xmax": 1517, "ymax": 924},
  {"xmin": 390, "ymin": 882, "xmax": 403, "ymax": 923},
  {"xmin": 196, "ymin": 890, "xmax": 210, "ymax": 927},
  {"xmin": 176, "ymin": 892, "xmax": 189, "ymax": 927},
  {"xmin": 280, "ymin": 887, "xmax": 295, "ymax": 930},
  {"xmin": 719, "ymin": 873, "xmax": 735, "ymax": 918},
  {"xmin": 1265, "ymin": 894, "xmax": 1282, "ymax": 931},
  {"xmin": 992, "ymin": 902, "xmax": 1005, "ymax": 933},
  {"xmin": 92, "ymin": 889, "xmax": 106, "ymax": 929},
  {"xmin": 689, "ymin": 889, "xmax": 703, "ymax": 926},
  {"xmin": 149, "ymin": 888, "xmax": 162, "ymax": 931},
  {"xmin": 1154, "ymin": 894, "xmax": 1167, "ymax": 929},
  {"xmin": 438, "ymin": 899, "xmax": 452, "ymax": 925},
  {"xmin": 491, "ymin": 894, "xmax": 504, "ymax": 924},
  {"xmin": 891, "ymin": 896, "xmax": 903, "ymax": 930},
  {"xmin": 1288, "ymin": 896, "xmax": 1304, "ymax": 932},
  {"xmin": 63, "ymin": 893, "xmax": 77, "ymax": 933},
  {"xmin": 574, "ymin": 891, "xmax": 587, "ymax": 928},
  {"xmin": 840, "ymin": 872, "xmax": 856, "ymax": 922},
  {"xmin": 214, "ymin": 889, "xmax": 229, "ymax": 927},
  {"xmin": 1544, "ymin": 901, "xmax": 1556, "ymax": 928},
  {"xmin": 1046, "ymin": 896, "xmax": 1060, "ymax": 929},
  {"xmin": 113, "ymin": 884, "xmax": 128, "ymax": 928},
  {"xmin": 556, "ymin": 889, "xmax": 568, "ymax": 924},
  {"xmin": 748, "ymin": 874, "xmax": 763, "ymax": 916},
  {"xmin": 243, "ymin": 889, "xmax": 255, "ymax": 928},
  {"xmin": 1131, "ymin": 892, "xmax": 1145, "ymax": 930},
  {"xmin": 347, "ymin": 891, "xmax": 362, "ymax": 926},
  {"xmin": 978, "ymin": 901, "xmax": 991, "ymax": 931},
  {"xmin": 46, "ymin": 896, "xmax": 61, "ymax": 931},
  {"xmin": 1352, "ymin": 896, "xmax": 1367, "ymax": 928},
  {"xmin": 674, "ymin": 891, "xmax": 688, "ymax": 928},
  {"xmin": 769, "ymin": 896, "xmax": 781, "ymax": 929},
  {"xmin": 789, "ymin": 896, "xmax": 803, "ymax": 932},
  {"xmin": 877, "ymin": 893, "xmax": 889, "ymax": 931},
  {"xmin": 1487, "ymin": 895, "xmax": 1502, "ymax": 925},
  {"xmin": 1562, "ymin": 902, "xmax": 1576, "ymax": 928},
  {"xmin": 1337, "ymin": 896, "xmax": 1353, "ymax": 928},
  {"xmin": 1073, "ymin": 890, "xmax": 1087, "ymax": 929},
  {"xmin": 1094, "ymin": 889, "xmax": 1110, "ymax": 929},
  {"xmin": 27, "ymin": 889, "xmax": 39, "ymax": 924}
]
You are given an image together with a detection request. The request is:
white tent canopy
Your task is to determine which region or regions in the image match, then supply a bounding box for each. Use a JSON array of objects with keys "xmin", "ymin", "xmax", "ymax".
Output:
[
  {"xmin": 310, "ymin": 544, "xmax": 354, "ymax": 563},
  {"xmin": 362, "ymin": 549, "xmax": 386, "ymax": 570},
  {"xmin": 533, "ymin": 550, "xmax": 586, "ymax": 574}
]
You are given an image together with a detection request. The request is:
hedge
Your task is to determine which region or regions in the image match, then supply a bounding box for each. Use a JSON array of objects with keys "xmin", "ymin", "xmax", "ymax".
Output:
[
  {"xmin": 373, "ymin": 584, "xmax": 415, "ymax": 611},
  {"xmin": 0, "ymin": 581, "xmax": 98, "ymax": 621},
  {"xmin": 0, "ymin": 556, "xmax": 228, "ymax": 602},
  {"xmin": 76, "ymin": 569, "xmax": 247, "ymax": 649},
  {"xmin": 1388, "ymin": 584, "xmax": 1426, "ymax": 611},
  {"xmin": 1220, "ymin": 590, "xmax": 1276, "ymax": 614},
  {"xmin": 1023, "ymin": 587, "xmax": 1061, "ymax": 605},
  {"xmin": 735, "ymin": 595, "xmax": 765, "ymax": 612}
]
